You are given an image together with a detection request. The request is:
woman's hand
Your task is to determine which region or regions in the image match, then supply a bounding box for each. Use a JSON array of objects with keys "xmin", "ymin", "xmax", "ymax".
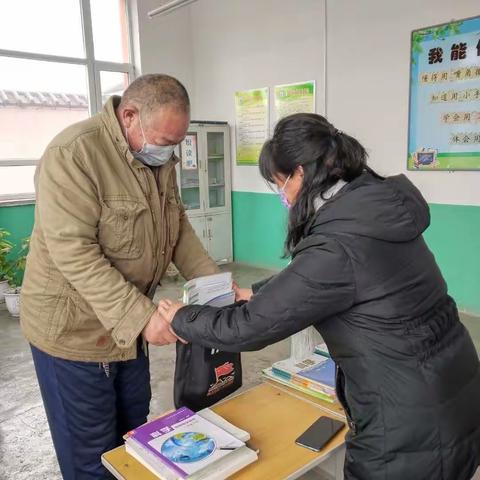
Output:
[
  {"xmin": 158, "ymin": 299, "xmax": 184, "ymax": 323},
  {"xmin": 157, "ymin": 299, "xmax": 188, "ymax": 344},
  {"xmin": 142, "ymin": 309, "xmax": 179, "ymax": 346},
  {"xmin": 233, "ymin": 282, "xmax": 253, "ymax": 302}
]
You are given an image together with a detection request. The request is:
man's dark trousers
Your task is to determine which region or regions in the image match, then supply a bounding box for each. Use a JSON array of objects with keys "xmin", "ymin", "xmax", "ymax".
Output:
[{"xmin": 30, "ymin": 341, "xmax": 151, "ymax": 480}]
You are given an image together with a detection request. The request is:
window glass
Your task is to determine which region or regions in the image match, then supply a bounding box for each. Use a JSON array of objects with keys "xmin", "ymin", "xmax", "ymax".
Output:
[
  {"xmin": 0, "ymin": 0, "xmax": 84, "ymax": 58},
  {"xmin": 0, "ymin": 166, "xmax": 36, "ymax": 196},
  {"xmin": 0, "ymin": 57, "xmax": 89, "ymax": 161},
  {"xmin": 100, "ymin": 71, "xmax": 129, "ymax": 105},
  {"xmin": 91, "ymin": 0, "xmax": 130, "ymax": 63}
]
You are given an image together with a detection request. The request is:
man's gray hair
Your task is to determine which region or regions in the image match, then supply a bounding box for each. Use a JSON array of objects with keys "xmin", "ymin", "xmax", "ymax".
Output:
[{"xmin": 120, "ymin": 74, "xmax": 190, "ymax": 117}]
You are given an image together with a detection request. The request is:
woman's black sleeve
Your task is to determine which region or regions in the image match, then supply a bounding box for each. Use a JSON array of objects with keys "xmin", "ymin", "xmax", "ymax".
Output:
[{"xmin": 171, "ymin": 238, "xmax": 356, "ymax": 352}]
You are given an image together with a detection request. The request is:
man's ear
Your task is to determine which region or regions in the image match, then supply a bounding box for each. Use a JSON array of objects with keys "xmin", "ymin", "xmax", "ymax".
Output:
[
  {"xmin": 121, "ymin": 106, "xmax": 138, "ymax": 129},
  {"xmin": 296, "ymin": 165, "xmax": 305, "ymax": 178}
]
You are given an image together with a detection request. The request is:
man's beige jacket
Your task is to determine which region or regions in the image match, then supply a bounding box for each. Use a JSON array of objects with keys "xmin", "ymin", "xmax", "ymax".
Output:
[{"xmin": 21, "ymin": 96, "xmax": 218, "ymax": 362}]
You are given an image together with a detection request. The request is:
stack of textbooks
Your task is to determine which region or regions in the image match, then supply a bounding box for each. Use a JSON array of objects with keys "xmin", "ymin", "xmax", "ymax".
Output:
[
  {"xmin": 183, "ymin": 272, "xmax": 235, "ymax": 307},
  {"xmin": 124, "ymin": 407, "xmax": 258, "ymax": 479},
  {"xmin": 262, "ymin": 343, "xmax": 337, "ymax": 403},
  {"xmin": 314, "ymin": 342, "xmax": 330, "ymax": 358}
]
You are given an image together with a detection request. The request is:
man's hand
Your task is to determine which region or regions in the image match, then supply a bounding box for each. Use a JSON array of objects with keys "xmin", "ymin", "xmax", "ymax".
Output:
[
  {"xmin": 233, "ymin": 283, "xmax": 253, "ymax": 302},
  {"xmin": 157, "ymin": 299, "xmax": 188, "ymax": 344},
  {"xmin": 142, "ymin": 309, "xmax": 182, "ymax": 346}
]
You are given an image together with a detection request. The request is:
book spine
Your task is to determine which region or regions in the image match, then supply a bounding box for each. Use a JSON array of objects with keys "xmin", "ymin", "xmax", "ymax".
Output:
[
  {"xmin": 307, "ymin": 383, "xmax": 336, "ymax": 396},
  {"xmin": 291, "ymin": 376, "xmax": 310, "ymax": 390},
  {"xmin": 271, "ymin": 367, "xmax": 293, "ymax": 380},
  {"xmin": 293, "ymin": 375, "xmax": 336, "ymax": 396},
  {"xmin": 263, "ymin": 370, "xmax": 335, "ymax": 403},
  {"xmin": 127, "ymin": 438, "xmax": 181, "ymax": 480}
]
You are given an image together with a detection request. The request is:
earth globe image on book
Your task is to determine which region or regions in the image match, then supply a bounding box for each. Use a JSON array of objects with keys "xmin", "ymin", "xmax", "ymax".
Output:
[{"xmin": 161, "ymin": 432, "xmax": 216, "ymax": 463}]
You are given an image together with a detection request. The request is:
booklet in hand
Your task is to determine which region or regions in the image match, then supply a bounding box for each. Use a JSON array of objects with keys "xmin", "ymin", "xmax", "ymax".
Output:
[{"xmin": 182, "ymin": 272, "xmax": 235, "ymax": 307}]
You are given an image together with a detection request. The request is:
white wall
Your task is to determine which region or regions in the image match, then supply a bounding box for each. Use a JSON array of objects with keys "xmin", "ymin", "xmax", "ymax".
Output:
[
  {"xmin": 133, "ymin": 0, "xmax": 195, "ymax": 100},
  {"xmin": 135, "ymin": 0, "xmax": 479, "ymax": 205},
  {"xmin": 135, "ymin": 0, "xmax": 326, "ymax": 193},
  {"xmin": 189, "ymin": 0, "xmax": 326, "ymax": 193},
  {"xmin": 326, "ymin": 0, "xmax": 480, "ymax": 206}
]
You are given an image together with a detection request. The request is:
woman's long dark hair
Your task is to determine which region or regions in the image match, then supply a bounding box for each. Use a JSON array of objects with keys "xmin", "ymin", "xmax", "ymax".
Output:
[{"xmin": 259, "ymin": 113, "xmax": 368, "ymax": 255}]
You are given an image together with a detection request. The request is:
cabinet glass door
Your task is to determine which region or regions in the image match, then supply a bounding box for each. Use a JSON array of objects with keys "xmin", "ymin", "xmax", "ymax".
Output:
[
  {"xmin": 179, "ymin": 133, "xmax": 201, "ymax": 211},
  {"xmin": 206, "ymin": 131, "xmax": 226, "ymax": 210}
]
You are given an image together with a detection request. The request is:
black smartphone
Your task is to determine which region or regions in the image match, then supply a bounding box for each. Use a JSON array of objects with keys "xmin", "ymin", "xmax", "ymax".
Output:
[{"xmin": 295, "ymin": 416, "xmax": 345, "ymax": 452}]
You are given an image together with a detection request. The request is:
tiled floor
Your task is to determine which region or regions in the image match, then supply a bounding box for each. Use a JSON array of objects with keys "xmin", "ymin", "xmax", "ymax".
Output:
[{"xmin": 0, "ymin": 263, "xmax": 478, "ymax": 480}]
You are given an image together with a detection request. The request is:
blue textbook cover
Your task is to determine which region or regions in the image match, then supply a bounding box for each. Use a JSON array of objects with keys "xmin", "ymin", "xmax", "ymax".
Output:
[{"xmin": 297, "ymin": 357, "xmax": 336, "ymax": 389}]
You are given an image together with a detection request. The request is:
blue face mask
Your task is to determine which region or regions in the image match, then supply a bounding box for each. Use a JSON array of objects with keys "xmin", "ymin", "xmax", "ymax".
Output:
[
  {"xmin": 278, "ymin": 174, "xmax": 292, "ymax": 209},
  {"xmin": 128, "ymin": 116, "xmax": 176, "ymax": 167}
]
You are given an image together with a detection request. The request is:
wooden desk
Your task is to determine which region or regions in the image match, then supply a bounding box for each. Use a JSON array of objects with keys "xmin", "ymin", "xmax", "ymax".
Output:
[{"xmin": 102, "ymin": 383, "xmax": 347, "ymax": 480}]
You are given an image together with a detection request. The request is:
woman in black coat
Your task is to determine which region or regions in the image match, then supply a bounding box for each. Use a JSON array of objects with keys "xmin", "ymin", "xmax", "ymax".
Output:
[{"xmin": 159, "ymin": 113, "xmax": 480, "ymax": 480}]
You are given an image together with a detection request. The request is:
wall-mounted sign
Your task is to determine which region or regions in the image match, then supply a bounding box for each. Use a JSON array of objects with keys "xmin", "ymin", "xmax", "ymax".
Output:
[
  {"xmin": 274, "ymin": 81, "xmax": 315, "ymax": 121},
  {"xmin": 408, "ymin": 16, "xmax": 480, "ymax": 171},
  {"xmin": 234, "ymin": 87, "xmax": 269, "ymax": 165},
  {"xmin": 181, "ymin": 133, "xmax": 198, "ymax": 170}
]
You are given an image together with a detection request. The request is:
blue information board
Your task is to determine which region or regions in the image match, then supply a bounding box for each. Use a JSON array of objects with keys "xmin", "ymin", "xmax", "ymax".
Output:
[{"xmin": 408, "ymin": 16, "xmax": 480, "ymax": 170}]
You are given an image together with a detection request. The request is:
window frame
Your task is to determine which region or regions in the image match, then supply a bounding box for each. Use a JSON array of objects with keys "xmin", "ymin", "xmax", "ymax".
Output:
[{"xmin": 0, "ymin": 0, "xmax": 136, "ymax": 204}]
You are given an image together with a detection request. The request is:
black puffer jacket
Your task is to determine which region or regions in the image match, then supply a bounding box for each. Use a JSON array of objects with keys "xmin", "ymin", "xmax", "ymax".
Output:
[{"xmin": 172, "ymin": 173, "xmax": 480, "ymax": 480}]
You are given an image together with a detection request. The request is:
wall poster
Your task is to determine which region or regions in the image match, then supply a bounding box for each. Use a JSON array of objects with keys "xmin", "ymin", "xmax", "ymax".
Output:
[
  {"xmin": 274, "ymin": 81, "xmax": 316, "ymax": 121},
  {"xmin": 234, "ymin": 88, "xmax": 269, "ymax": 165},
  {"xmin": 408, "ymin": 16, "xmax": 480, "ymax": 170}
]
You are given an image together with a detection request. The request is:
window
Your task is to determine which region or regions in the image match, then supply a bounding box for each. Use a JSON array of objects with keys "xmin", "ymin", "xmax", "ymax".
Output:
[
  {"xmin": 100, "ymin": 71, "xmax": 130, "ymax": 106},
  {"xmin": 0, "ymin": 0, "xmax": 85, "ymax": 58},
  {"xmin": 0, "ymin": 0, "xmax": 134, "ymax": 202},
  {"xmin": 91, "ymin": 0, "xmax": 130, "ymax": 63}
]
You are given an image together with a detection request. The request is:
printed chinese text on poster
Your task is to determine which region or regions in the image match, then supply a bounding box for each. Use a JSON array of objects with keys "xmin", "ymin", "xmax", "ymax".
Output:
[
  {"xmin": 234, "ymin": 88, "xmax": 269, "ymax": 165},
  {"xmin": 274, "ymin": 81, "xmax": 316, "ymax": 121},
  {"xmin": 408, "ymin": 16, "xmax": 480, "ymax": 170}
]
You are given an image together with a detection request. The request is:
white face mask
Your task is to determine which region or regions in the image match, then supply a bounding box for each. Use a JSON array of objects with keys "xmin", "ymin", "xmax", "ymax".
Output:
[{"xmin": 127, "ymin": 115, "xmax": 176, "ymax": 167}]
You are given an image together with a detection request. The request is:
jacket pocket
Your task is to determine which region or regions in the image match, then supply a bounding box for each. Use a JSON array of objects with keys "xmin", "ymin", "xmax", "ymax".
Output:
[
  {"xmin": 44, "ymin": 284, "xmax": 79, "ymax": 341},
  {"xmin": 336, "ymin": 364, "xmax": 358, "ymax": 435},
  {"xmin": 98, "ymin": 197, "xmax": 147, "ymax": 259},
  {"xmin": 166, "ymin": 194, "xmax": 181, "ymax": 247}
]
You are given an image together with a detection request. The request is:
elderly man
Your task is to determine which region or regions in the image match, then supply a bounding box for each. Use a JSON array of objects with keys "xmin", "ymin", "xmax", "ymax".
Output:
[{"xmin": 21, "ymin": 74, "xmax": 219, "ymax": 479}]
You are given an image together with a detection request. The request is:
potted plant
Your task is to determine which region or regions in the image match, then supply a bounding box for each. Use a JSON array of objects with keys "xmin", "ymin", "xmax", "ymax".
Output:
[
  {"xmin": 4, "ymin": 236, "xmax": 30, "ymax": 318},
  {"xmin": 0, "ymin": 229, "xmax": 14, "ymax": 303}
]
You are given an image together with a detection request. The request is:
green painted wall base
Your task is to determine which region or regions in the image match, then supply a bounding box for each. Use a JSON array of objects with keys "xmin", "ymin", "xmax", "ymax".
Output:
[
  {"xmin": 424, "ymin": 204, "xmax": 480, "ymax": 316},
  {"xmin": 1, "ymin": 197, "xmax": 479, "ymax": 315},
  {"xmin": 232, "ymin": 191, "xmax": 480, "ymax": 316},
  {"xmin": 0, "ymin": 203, "xmax": 35, "ymax": 255}
]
